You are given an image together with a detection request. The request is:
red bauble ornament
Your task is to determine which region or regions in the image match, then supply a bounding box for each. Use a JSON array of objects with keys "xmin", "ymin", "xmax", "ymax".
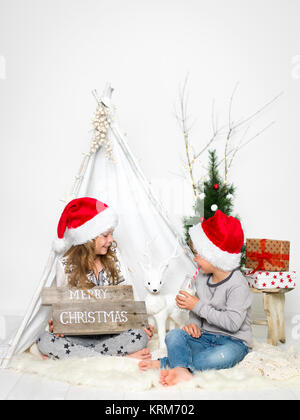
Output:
[{"xmin": 213, "ymin": 183, "xmax": 219, "ymax": 190}]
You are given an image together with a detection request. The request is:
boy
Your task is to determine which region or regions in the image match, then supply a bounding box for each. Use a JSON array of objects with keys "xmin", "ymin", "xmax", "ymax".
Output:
[{"xmin": 139, "ymin": 210, "xmax": 253, "ymax": 387}]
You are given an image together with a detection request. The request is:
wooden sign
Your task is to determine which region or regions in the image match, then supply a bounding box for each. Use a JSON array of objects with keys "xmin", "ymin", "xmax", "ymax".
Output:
[
  {"xmin": 51, "ymin": 301, "xmax": 148, "ymax": 336},
  {"xmin": 42, "ymin": 285, "xmax": 148, "ymax": 336},
  {"xmin": 41, "ymin": 285, "xmax": 134, "ymax": 306}
]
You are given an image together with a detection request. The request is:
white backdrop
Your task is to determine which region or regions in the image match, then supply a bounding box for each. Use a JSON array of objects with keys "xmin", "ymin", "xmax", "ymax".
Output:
[{"xmin": 0, "ymin": 0, "xmax": 299, "ymax": 318}]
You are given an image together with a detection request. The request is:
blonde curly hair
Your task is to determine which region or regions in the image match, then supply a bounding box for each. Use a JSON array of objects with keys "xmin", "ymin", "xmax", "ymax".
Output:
[{"xmin": 63, "ymin": 239, "xmax": 122, "ymax": 289}]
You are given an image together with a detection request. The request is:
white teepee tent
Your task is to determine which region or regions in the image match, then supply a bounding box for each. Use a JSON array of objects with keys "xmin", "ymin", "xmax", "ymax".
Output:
[{"xmin": 1, "ymin": 84, "xmax": 196, "ymax": 369}]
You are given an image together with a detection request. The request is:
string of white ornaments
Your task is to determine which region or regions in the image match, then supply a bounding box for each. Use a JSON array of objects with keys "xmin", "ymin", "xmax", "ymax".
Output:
[{"xmin": 90, "ymin": 103, "xmax": 114, "ymax": 162}]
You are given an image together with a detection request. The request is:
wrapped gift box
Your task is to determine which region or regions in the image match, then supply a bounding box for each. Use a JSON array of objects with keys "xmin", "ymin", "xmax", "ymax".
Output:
[
  {"xmin": 245, "ymin": 238, "xmax": 290, "ymax": 272},
  {"xmin": 244, "ymin": 269, "xmax": 296, "ymax": 290}
]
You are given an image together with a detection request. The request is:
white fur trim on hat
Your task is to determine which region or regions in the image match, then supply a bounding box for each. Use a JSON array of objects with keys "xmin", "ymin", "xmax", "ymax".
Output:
[
  {"xmin": 53, "ymin": 206, "xmax": 118, "ymax": 255},
  {"xmin": 189, "ymin": 223, "xmax": 241, "ymax": 271},
  {"xmin": 52, "ymin": 237, "xmax": 72, "ymax": 255}
]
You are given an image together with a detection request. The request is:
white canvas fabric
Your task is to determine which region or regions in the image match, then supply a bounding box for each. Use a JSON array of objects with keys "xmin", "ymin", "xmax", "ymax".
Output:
[{"xmin": 1, "ymin": 85, "xmax": 195, "ymax": 368}]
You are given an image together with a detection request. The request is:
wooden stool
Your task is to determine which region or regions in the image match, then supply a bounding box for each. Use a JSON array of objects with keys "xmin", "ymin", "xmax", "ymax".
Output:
[{"xmin": 250, "ymin": 288, "xmax": 293, "ymax": 346}]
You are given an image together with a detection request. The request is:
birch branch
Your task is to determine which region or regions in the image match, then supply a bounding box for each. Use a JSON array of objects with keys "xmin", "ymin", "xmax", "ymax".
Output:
[
  {"xmin": 219, "ymin": 120, "xmax": 276, "ymax": 171},
  {"xmin": 175, "ymin": 77, "xmax": 219, "ymax": 197},
  {"xmin": 231, "ymin": 91, "xmax": 283, "ymax": 131},
  {"xmin": 222, "ymin": 88, "xmax": 282, "ymax": 181}
]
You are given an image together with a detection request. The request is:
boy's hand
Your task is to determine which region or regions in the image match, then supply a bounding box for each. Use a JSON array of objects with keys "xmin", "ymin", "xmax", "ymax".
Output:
[
  {"xmin": 176, "ymin": 290, "xmax": 199, "ymax": 311},
  {"xmin": 182, "ymin": 324, "xmax": 201, "ymax": 338}
]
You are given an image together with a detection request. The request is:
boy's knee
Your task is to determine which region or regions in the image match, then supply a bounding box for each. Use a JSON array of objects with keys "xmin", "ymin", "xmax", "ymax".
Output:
[
  {"xmin": 165, "ymin": 328, "xmax": 186, "ymax": 344},
  {"xmin": 195, "ymin": 345, "xmax": 247, "ymax": 372}
]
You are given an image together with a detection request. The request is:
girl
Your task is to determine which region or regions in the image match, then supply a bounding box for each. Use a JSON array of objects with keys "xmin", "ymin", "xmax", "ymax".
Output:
[
  {"xmin": 37, "ymin": 197, "xmax": 153, "ymax": 361},
  {"xmin": 139, "ymin": 210, "xmax": 253, "ymax": 386}
]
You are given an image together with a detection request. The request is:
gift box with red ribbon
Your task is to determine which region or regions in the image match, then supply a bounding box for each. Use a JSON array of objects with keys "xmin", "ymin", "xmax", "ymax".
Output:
[{"xmin": 245, "ymin": 238, "xmax": 290, "ymax": 273}]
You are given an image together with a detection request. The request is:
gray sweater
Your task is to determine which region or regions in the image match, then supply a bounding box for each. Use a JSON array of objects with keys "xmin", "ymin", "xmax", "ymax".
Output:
[{"xmin": 189, "ymin": 269, "xmax": 253, "ymax": 348}]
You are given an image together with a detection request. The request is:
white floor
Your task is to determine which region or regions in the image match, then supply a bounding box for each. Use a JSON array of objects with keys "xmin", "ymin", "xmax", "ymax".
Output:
[{"xmin": 1, "ymin": 315, "xmax": 300, "ymax": 400}]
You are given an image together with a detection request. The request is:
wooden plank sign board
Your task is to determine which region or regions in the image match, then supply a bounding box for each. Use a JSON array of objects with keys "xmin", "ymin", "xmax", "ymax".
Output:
[
  {"xmin": 41, "ymin": 285, "xmax": 149, "ymax": 336},
  {"xmin": 42, "ymin": 285, "xmax": 134, "ymax": 305},
  {"xmin": 52, "ymin": 301, "xmax": 148, "ymax": 336}
]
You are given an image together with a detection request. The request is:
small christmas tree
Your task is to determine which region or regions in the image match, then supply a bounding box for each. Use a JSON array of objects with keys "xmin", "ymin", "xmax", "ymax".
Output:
[
  {"xmin": 202, "ymin": 149, "xmax": 235, "ymax": 218},
  {"xmin": 184, "ymin": 150, "xmax": 234, "ymax": 236},
  {"xmin": 183, "ymin": 149, "xmax": 246, "ymax": 266}
]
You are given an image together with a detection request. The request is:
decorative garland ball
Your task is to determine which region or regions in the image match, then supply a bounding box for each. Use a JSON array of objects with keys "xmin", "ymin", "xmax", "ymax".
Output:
[
  {"xmin": 226, "ymin": 193, "xmax": 233, "ymax": 199},
  {"xmin": 211, "ymin": 204, "xmax": 218, "ymax": 211},
  {"xmin": 199, "ymin": 193, "xmax": 206, "ymax": 200},
  {"xmin": 213, "ymin": 183, "xmax": 219, "ymax": 190}
]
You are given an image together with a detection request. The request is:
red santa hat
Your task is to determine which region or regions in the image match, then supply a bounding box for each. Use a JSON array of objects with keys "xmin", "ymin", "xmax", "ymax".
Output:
[
  {"xmin": 52, "ymin": 197, "xmax": 118, "ymax": 255},
  {"xmin": 189, "ymin": 210, "xmax": 244, "ymax": 271}
]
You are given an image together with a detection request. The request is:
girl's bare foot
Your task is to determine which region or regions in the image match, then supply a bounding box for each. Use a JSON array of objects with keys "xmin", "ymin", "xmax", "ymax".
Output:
[
  {"xmin": 126, "ymin": 348, "xmax": 152, "ymax": 360},
  {"xmin": 160, "ymin": 368, "xmax": 193, "ymax": 386},
  {"xmin": 139, "ymin": 360, "xmax": 160, "ymax": 371}
]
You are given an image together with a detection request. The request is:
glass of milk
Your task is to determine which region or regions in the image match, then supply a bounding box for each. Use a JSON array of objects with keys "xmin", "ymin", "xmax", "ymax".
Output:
[{"xmin": 177, "ymin": 275, "xmax": 196, "ymax": 312}]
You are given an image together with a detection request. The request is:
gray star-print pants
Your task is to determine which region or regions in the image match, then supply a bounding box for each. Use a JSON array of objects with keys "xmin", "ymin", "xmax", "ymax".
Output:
[{"xmin": 36, "ymin": 329, "xmax": 148, "ymax": 360}]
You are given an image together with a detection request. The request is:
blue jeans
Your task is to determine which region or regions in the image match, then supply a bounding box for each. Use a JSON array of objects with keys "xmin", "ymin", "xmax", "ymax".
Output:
[{"xmin": 159, "ymin": 329, "xmax": 249, "ymax": 374}]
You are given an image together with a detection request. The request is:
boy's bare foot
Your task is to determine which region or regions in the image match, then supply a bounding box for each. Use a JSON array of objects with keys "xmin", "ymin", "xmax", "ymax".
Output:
[
  {"xmin": 139, "ymin": 360, "xmax": 160, "ymax": 371},
  {"xmin": 126, "ymin": 348, "xmax": 152, "ymax": 360},
  {"xmin": 160, "ymin": 368, "xmax": 193, "ymax": 386}
]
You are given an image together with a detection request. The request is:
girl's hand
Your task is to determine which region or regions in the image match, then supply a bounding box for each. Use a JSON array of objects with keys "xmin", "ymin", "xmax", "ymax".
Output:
[
  {"xmin": 176, "ymin": 290, "xmax": 199, "ymax": 311},
  {"xmin": 182, "ymin": 324, "xmax": 201, "ymax": 338},
  {"xmin": 144, "ymin": 325, "xmax": 154, "ymax": 340},
  {"xmin": 48, "ymin": 320, "xmax": 64, "ymax": 338}
]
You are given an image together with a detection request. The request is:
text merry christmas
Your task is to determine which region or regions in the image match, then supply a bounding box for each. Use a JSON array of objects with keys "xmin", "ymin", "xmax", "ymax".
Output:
[{"xmin": 60, "ymin": 310, "xmax": 128, "ymax": 325}]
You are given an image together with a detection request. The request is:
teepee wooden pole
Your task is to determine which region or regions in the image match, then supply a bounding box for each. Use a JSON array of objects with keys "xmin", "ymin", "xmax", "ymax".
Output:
[
  {"xmin": 71, "ymin": 152, "xmax": 93, "ymax": 198},
  {"xmin": 70, "ymin": 84, "xmax": 113, "ymax": 198}
]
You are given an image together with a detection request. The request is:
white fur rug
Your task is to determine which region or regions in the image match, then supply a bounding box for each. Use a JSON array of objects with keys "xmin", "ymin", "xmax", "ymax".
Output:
[{"xmin": 9, "ymin": 335, "xmax": 300, "ymax": 392}]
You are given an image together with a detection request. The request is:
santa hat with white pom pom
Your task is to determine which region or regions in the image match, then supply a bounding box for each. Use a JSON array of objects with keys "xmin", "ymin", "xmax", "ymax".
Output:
[
  {"xmin": 189, "ymin": 210, "xmax": 244, "ymax": 272},
  {"xmin": 53, "ymin": 197, "xmax": 118, "ymax": 255}
]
